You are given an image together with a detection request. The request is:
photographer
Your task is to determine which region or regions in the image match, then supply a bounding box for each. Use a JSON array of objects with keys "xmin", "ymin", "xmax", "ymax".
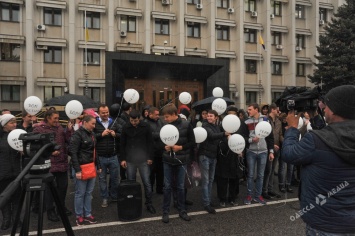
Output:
[{"xmin": 282, "ymin": 85, "xmax": 355, "ymax": 234}]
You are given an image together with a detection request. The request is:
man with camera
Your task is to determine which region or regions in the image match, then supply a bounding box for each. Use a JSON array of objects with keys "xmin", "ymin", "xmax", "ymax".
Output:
[{"xmin": 282, "ymin": 85, "xmax": 355, "ymax": 234}]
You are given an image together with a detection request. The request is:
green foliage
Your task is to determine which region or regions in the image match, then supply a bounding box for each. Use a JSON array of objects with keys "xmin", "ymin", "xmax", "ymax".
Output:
[{"xmin": 308, "ymin": 0, "xmax": 355, "ymax": 92}]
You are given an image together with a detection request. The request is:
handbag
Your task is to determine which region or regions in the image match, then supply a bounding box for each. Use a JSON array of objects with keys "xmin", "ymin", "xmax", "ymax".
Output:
[{"xmin": 80, "ymin": 134, "xmax": 97, "ymax": 180}]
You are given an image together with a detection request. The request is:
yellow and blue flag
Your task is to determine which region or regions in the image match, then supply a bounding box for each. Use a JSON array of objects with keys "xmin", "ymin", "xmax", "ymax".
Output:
[{"xmin": 259, "ymin": 35, "xmax": 265, "ymax": 50}]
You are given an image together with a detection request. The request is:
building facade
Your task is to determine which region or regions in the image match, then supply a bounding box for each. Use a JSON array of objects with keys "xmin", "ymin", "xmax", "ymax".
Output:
[{"xmin": 0, "ymin": 0, "xmax": 345, "ymax": 112}]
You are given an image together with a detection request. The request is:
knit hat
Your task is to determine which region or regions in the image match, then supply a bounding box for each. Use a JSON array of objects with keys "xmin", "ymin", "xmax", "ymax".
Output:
[
  {"xmin": 325, "ymin": 85, "xmax": 355, "ymax": 120},
  {"xmin": 0, "ymin": 114, "xmax": 15, "ymax": 127}
]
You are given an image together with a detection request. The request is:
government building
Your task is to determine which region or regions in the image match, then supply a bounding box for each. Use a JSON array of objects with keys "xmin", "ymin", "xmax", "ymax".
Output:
[{"xmin": 0, "ymin": 0, "xmax": 345, "ymax": 112}]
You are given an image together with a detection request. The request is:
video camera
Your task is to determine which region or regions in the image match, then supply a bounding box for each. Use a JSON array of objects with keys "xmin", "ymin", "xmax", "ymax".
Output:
[
  {"xmin": 19, "ymin": 133, "xmax": 58, "ymax": 174},
  {"xmin": 275, "ymin": 86, "xmax": 324, "ymax": 113}
]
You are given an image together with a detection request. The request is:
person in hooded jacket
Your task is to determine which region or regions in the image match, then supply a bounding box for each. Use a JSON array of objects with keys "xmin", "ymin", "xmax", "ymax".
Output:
[{"xmin": 282, "ymin": 85, "xmax": 355, "ymax": 235}]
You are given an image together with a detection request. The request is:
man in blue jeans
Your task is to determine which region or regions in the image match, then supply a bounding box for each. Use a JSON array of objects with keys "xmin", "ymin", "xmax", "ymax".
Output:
[
  {"xmin": 94, "ymin": 105, "xmax": 122, "ymax": 208},
  {"xmin": 244, "ymin": 103, "xmax": 274, "ymax": 205}
]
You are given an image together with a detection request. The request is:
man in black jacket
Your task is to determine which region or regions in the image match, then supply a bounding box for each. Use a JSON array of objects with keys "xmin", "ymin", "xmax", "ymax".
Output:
[
  {"xmin": 94, "ymin": 105, "xmax": 122, "ymax": 208},
  {"xmin": 120, "ymin": 110, "xmax": 156, "ymax": 214}
]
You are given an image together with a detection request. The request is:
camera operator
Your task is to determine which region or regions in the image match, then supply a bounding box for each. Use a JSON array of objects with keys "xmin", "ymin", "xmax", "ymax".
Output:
[{"xmin": 282, "ymin": 85, "xmax": 355, "ymax": 235}]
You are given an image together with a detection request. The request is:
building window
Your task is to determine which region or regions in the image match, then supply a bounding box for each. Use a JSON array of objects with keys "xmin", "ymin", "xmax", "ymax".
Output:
[
  {"xmin": 44, "ymin": 47, "xmax": 62, "ymax": 63},
  {"xmin": 216, "ymin": 26, "xmax": 229, "ymax": 40},
  {"xmin": 155, "ymin": 19, "xmax": 169, "ymax": 35},
  {"xmin": 271, "ymin": 1, "xmax": 282, "ymax": 16},
  {"xmin": 0, "ymin": 43, "xmax": 20, "ymax": 61},
  {"xmin": 187, "ymin": 0, "xmax": 200, "ymax": 4},
  {"xmin": 244, "ymin": 29, "xmax": 256, "ymax": 43},
  {"xmin": 295, "ymin": 4, "xmax": 305, "ymax": 19},
  {"xmin": 245, "ymin": 91, "xmax": 257, "ymax": 104},
  {"xmin": 296, "ymin": 34, "xmax": 305, "ymax": 48},
  {"xmin": 44, "ymin": 8, "xmax": 62, "ymax": 26},
  {"xmin": 246, "ymin": 60, "xmax": 257, "ymax": 73},
  {"xmin": 319, "ymin": 8, "xmax": 327, "ymax": 21},
  {"xmin": 121, "ymin": 15, "xmax": 136, "ymax": 32},
  {"xmin": 84, "ymin": 49, "xmax": 100, "ymax": 65},
  {"xmin": 272, "ymin": 62, "xmax": 282, "ymax": 75},
  {"xmin": 1, "ymin": 85, "xmax": 20, "ymax": 101},
  {"xmin": 85, "ymin": 87, "xmax": 100, "ymax": 102},
  {"xmin": 44, "ymin": 86, "xmax": 62, "ymax": 102},
  {"xmin": 244, "ymin": 0, "xmax": 256, "ymax": 12},
  {"xmin": 272, "ymin": 32, "xmax": 282, "ymax": 45},
  {"xmin": 84, "ymin": 11, "xmax": 100, "ymax": 29},
  {"xmin": 0, "ymin": 3, "xmax": 19, "ymax": 22},
  {"xmin": 187, "ymin": 22, "xmax": 200, "ymax": 38},
  {"xmin": 217, "ymin": 0, "xmax": 228, "ymax": 8},
  {"xmin": 297, "ymin": 63, "xmax": 305, "ymax": 76},
  {"xmin": 272, "ymin": 92, "xmax": 282, "ymax": 102}
]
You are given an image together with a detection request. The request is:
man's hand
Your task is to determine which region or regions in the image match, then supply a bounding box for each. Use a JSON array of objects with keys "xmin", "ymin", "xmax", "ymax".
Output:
[
  {"xmin": 76, "ymin": 172, "xmax": 82, "ymax": 180},
  {"xmin": 147, "ymin": 160, "xmax": 153, "ymax": 165},
  {"xmin": 102, "ymin": 129, "xmax": 111, "ymax": 137},
  {"xmin": 109, "ymin": 130, "xmax": 116, "ymax": 137},
  {"xmin": 269, "ymin": 153, "xmax": 274, "ymax": 161},
  {"xmin": 165, "ymin": 146, "xmax": 171, "ymax": 151},
  {"xmin": 52, "ymin": 150, "xmax": 60, "ymax": 156},
  {"xmin": 172, "ymin": 145, "xmax": 182, "ymax": 152},
  {"xmin": 97, "ymin": 169, "xmax": 102, "ymax": 174},
  {"xmin": 121, "ymin": 160, "xmax": 127, "ymax": 168},
  {"xmin": 252, "ymin": 137, "xmax": 259, "ymax": 143},
  {"xmin": 286, "ymin": 111, "xmax": 300, "ymax": 129},
  {"xmin": 274, "ymin": 145, "xmax": 280, "ymax": 152}
]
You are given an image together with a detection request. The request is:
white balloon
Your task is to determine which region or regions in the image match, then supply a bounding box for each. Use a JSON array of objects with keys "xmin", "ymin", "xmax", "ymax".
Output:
[
  {"xmin": 196, "ymin": 121, "xmax": 202, "ymax": 127},
  {"xmin": 255, "ymin": 121, "xmax": 272, "ymax": 138},
  {"xmin": 298, "ymin": 117, "xmax": 304, "ymax": 129},
  {"xmin": 65, "ymin": 100, "xmax": 83, "ymax": 119},
  {"xmin": 211, "ymin": 98, "xmax": 227, "ymax": 115},
  {"xmin": 123, "ymin": 89, "xmax": 140, "ymax": 104},
  {"xmin": 193, "ymin": 127, "xmax": 207, "ymax": 144},
  {"xmin": 228, "ymin": 134, "xmax": 245, "ymax": 154},
  {"xmin": 212, "ymin": 87, "xmax": 224, "ymax": 97},
  {"xmin": 179, "ymin": 92, "xmax": 192, "ymax": 105},
  {"xmin": 222, "ymin": 114, "xmax": 241, "ymax": 133},
  {"xmin": 7, "ymin": 129, "xmax": 27, "ymax": 151},
  {"xmin": 160, "ymin": 124, "xmax": 179, "ymax": 146},
  {"xmin": 24, "ymin": 96, "xmax": 42, "ymax": 115}
]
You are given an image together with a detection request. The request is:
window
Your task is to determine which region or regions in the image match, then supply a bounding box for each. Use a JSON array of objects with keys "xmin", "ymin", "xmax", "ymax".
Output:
[
  {"xmin": 272, "ymin": 62, "xmax": 282, "ymax": 75},
  {"xmin": 297, "ymin": 63, "xmax": 305, "ymax": 76},
  {"xmin": 246, "ymin": 60, "xmax": 257, "ymax": 73},
  {"xmin": 85, "ymin": 87, "xmax": 100, "ymax": 102},
  {"xmin": 217, "ymin": 0, "xmax": 228, "ymax": 8},
  {"xmin": 0, "ymin": 43, "xmax": 20, "ymax": 61},
  {"xmin": 155, "ymin": 19, "xmax": 169, "ymax": 35},
  {"xmin": 121, "ymin": 15, "xmax": 136, "ymax": 32},
  {"xmin": 44, "ymin": 86, "xmax": 62, "ymax": 102},
  {"xmin": 295, "ymin": 4, "xmax": 305, "ymax": 19},
  {"xmin": 187, "ymin": 22, "xmax": 200, "ymax": 38},
  {"xmin": 44, "ymin": 47, "xmax": 62, "ymax": 63},
  {"xmin": 319, "ymin": 8, "xmax": 327, "ymax": 21},
  {"xmin": 244, "ymin": 29, "xmax": 257, "ymax": 43},
  {"xmin": 216, "ymin": 26, "xmax": 229, "ymax": 40},
  {"xmin": 187, "ymin": 0, "xmax": 200, "ymax": 4},
  {"xmin": 1, "ymin": 85, "xmax": 20, "ymax": 101},
  {"xmin": 296, "ymin": 34, "xmax": 305, "ymax": 48},
  {"xmin": 84, "ymin": 12, "xmax": 100, "ymax": 29},
  {"xmin": 245, "ymin": 91, "xmax": 257, "ymax": 104},
  {"xmin": 272, "ymin": 32, "xmax": 282, "ymax": 45},
  {"xmin": 0, "ymin": 3, "xmax": 19, "ymax": 22},
  {"xmin": 271, "ymin": 1, "xmax": 281, "ymax": 16},
  {"xmin": 44, "ymin": 8, "xmax": 61, "ymax": 26},
  {"xmin": 272, "ymin": 92, "xmax": 282, "ymax": 102},
  {"xmin": 84, "ymin": 49, "xmax": 100, "ymax": 65},
  {"xmin": 244, "ymin": 0, "xmax": 256, "ymax": 12}
]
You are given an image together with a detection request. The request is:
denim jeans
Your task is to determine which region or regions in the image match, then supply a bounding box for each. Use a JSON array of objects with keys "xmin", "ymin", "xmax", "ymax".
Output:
[
  {"xmin": 278, "ymin": 154, "xmax": 294, "ymax": 186},
  {"xmin": 262, "ymin": 150, "xmax": 280, "ymax": 193},
  {"xmin": 74, "ymin": 177, "xmax": 96, "ymax": 217},
  {"xmin": 306, "ymin": 224, "xmax": 354, "ymax": 236},
  {"xmin": 98, "ymin": 155, "xmax": 119, "ymax": 200},
  {"xmin": 246, "ymin": 150, "xmax": 267, "ymax": 198},
  {"xmin": 126, "ymin": 161, "xmax": 152, "ymax": 205},
  {"xmin": 163, "ymin": 163, "xmax": 186, "ymax": 214},
  {"xmin": 199, "ymin": 155, "xmax": 217, "ymax": 206}
]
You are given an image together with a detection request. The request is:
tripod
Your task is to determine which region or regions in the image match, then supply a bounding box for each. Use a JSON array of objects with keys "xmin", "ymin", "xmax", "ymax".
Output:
[{"xmin": 11, "ymin": 172, "xmax": 74, "ymax": 236}]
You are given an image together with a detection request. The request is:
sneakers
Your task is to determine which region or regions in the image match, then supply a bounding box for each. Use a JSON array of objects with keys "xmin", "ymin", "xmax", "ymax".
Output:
[
  {"xmin": 162, "ymin": 213, "xmax": 169, "ymax": 223},
  {"xmin": 179, "ymin": 211, "xmax": 191, "ymax": 221},
  {"xmin": 244, "ymin": 195, "xmax": 252, "ymax": 205},
  {"xmin": 268, "ymin": 191, "xmax": 281, "ymax": 198},
  {"xmin": 219, "ymin": 202, "xmax": 226, "ymax": 207},
  {"xmin": 84, "ymin": 215, "xmax": 97, "ymax": 224},
  {"xmin": 253, "ymin": 196, "xmax": 267, "ymax": 205},
  {"xmin": 204, "ymin": 205, "xmax": 216, "ymax": 214},
  {"xmin": 262, "ymin": 192, "xmax": 273, "ymax": 200},
  {"xmin": 101, "ymin": 199, "xmax": 108, "ymax": 208},
  {"xmin": 76, "ymin": 216, "xmax": 84, "ymax": 226},
  {"xmin": 230, "ymin": 201, "xmax": 238, "ymax": 206}
]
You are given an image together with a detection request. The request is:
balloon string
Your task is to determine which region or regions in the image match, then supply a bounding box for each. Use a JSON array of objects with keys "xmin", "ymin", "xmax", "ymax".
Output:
[
  {"xmin": 112, "ymin": 98, "xmax": 125, "ymax": 125},
  {"xmin": 159, "ymin": 97, "xmax": 179, "ymax": 111}
]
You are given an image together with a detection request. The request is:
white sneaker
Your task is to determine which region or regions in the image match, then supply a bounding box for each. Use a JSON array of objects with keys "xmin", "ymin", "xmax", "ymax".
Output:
[{"xmin": 101, "ymin": 199, "xmax": 108, "ymax": 208}]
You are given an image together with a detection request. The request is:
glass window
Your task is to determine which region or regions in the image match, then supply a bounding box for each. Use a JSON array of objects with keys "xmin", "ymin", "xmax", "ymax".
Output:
[
  {"xmin": 187, "ymin": 22, "xmax": 200, "ymax": 38},
  {"xmin": 295, "ymin": 4, "xmax": 305, "ymax": 19},
  {"xmin": 44, "ymin": 86, "xmax": 62, "ymax": 102},
  {"xmin": 246, "ymin": 60, "xmax": 257, "ymax": 73},
  {"xmin": 244, "ymin": 0, "xmax": 256, "ymax": 12},
  {"xmin": 296, "ymin": 34, "xmax": 305, "ymax": 48},
  {"xmin": 244, "ymin": 29, "xmax": 256, "ymax": 43},
  {"xmin": 44, "ymin": 8, "xmax": 62, "ymax": 26},
  {"xmin": 121, "ymin": 15, "xmax": 136, "ymax": 32},
  {"xmin": 84, "ymin": 12, "xmax": 100, "ymax": 29},
  {"xmin": 297, "ymin": 63, "xmax": 305, "ymax": 76},
  {"xmin": 319, "ymin": 8, "xmax": 327, "ymax": 21},
  {"xmin": 86, "ymin": 87, "xmax": 100, "ymax": 102},
  {"xmin": 1, "ymin": 85, "xmax": 20, "ymax": 101},
  {"xmin": 216, "ymin": 26, "xmax": 229, "ymax": 40},
  {"xmin": 0, "ymin": 43, "xmax": 20, "ymax": 61},
  {"xmin": 245, "ymin": 91, "xmax": 257, "ymax": 104},
  {"xmin": 0, "ymin": 3, "xmax": 19, "ymax": 22},
  {"xmin": 217, "ymin": 0, "xmax": 228, "ymax": 8},
  {"xmin": 272, "ymin": 92, "xmax": 282, "ymax": 102},
  {"xmin": 155, "ymin": 19, "xmax": 169, "ymax": 35},
  {"xmin": 271, "ymin": 1, "xmax": 281, "ymax": 16},
  {"xmin": 272, "ymin": 32, "xmax": 282, "ymax": 45},
  {"xmin": 44, "ymin": 47, "xmax": 62, "ymax": 63},
  {"xmin": 187, "ymin": 0, "xmax": 200, "ymax": 4},
  {"xmin": 272, "ymin": 62, "xmax": 282, "ymax": 75},
  {"xmin": 84, "ymin": 49, "xmax": 100, "ymax": 65}
]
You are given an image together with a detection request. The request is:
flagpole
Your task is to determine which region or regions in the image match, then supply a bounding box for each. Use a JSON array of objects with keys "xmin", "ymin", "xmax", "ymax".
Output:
[
  {"xmin": 258, "ymin": 33, "xmax": 262, "ymax": 105},
  {"xmin": 84, "ymin": 10, "xmax": 88, "ymax": 96}
]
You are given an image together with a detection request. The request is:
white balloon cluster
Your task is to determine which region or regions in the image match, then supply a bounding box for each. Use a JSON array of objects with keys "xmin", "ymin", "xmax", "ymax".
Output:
[
  {"xmin": 212, "ymin": 87, "xmax": 223, "ymax": 97},
  {"xmin": 193, "ymin": 127, "xmax": 207, "ymax": 143},
  {"xmin": 7, "ymin": 129, "xmax": 27, "ymax": 151},
  {"xmin": 65, "ymin": 100, "xmax": 83, "ymax": 119},
  {"xmin": 222, "ymin": 115, "xmax": 241, "ymax": 133},
  {"xmin": 123, "ymin": 89, "xmax": 140, "ymax": 104},
  {"xmin": 228, "ymin": 134, "xmax": 245, "ymax": 154},
  {"xmin": 179, "ymin": 92, "xmax": 192, "ymax": 105},
  {"xmin": 160, "ymin": 124, "xmax": 179, "ymax": 146},
  {"xmin": 24, "ymin": 96, "xmax": 42, "ymax": 115},
  {"xmin": 212, "ymin": 98, "xmax": 227, "ymax": 115},
  {"xmin": 255, "ymin": 121, "xmax": 272, "ymax": 138}
]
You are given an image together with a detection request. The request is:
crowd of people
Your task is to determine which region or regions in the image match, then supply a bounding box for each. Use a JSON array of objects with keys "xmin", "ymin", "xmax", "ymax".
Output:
[{"xmin": 0, "ymin": 85, "xmax": 354, "ymax": 235}]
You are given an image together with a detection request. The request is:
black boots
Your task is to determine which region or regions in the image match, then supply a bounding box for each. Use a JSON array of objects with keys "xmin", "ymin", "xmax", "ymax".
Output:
[
  {"xmin": 286, "ymin": 185, "xmax": 294, "ymax": 193},
  {"xmin": 47, "ymin": 209, "xmax": 60, "ymax": 222},
  {"xmin": 1, "ymin": 205, "xmax": 11, "ymax": 230}
]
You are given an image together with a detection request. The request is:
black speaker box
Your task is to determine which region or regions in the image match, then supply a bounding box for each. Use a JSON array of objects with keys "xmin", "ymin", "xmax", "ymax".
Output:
[{"xmin": 117, "ymin": 180, "xmax": 142, "ymax": 221}]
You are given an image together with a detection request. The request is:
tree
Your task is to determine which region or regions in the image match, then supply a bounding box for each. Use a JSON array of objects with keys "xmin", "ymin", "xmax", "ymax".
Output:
[{"xmin": 308, "ymin": 0, "xmax": 355, "ymax": 92}]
